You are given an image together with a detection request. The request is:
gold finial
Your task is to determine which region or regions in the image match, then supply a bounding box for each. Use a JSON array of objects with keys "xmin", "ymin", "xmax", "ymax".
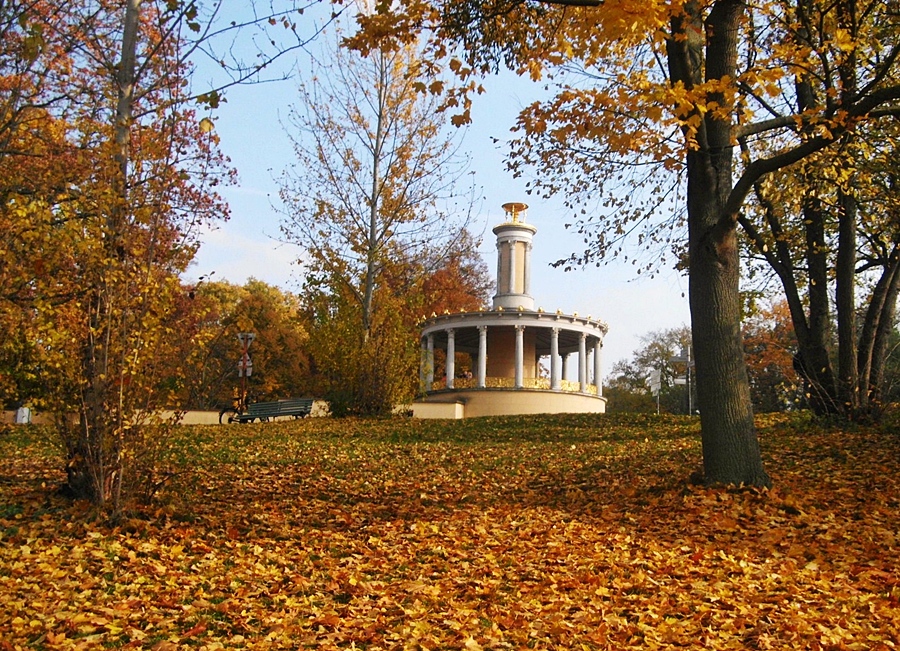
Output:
[{"xmin": 502, "ymin": 202, "xmax": 529, "ymax": 224}]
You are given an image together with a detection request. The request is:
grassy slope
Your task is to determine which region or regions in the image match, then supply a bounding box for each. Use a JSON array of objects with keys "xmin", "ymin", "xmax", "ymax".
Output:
[{"xmin": 1, "ymin": 412, "xmax": 899, "ymax": 649}]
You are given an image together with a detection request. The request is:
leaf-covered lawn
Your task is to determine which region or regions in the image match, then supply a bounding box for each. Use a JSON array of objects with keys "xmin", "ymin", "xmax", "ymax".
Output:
[{"xmin": 2, "ymin": 413, "xmax": 899, "ymax": 650}]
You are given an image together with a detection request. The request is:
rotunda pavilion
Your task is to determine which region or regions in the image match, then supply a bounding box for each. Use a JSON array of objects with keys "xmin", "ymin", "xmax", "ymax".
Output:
[{"xmin": 412, "ymin": 203, "xmax": 608, "ymax": 419}]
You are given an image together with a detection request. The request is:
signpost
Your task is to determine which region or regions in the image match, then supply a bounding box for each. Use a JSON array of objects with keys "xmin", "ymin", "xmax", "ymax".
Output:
[
  {"xmin": 237, "ymin": 333, "xmax": 256, "ymax": 411},
  {"xmin": 670, "ymin": 346, "xmax": 694, "ymax": 415},
  {"xmin": 238, "ymin": 351, "xmax": 253, "ymax": 377},
  {"xmin": 648, "ymin": 369, "xmax": 661, "ymax": 415}
]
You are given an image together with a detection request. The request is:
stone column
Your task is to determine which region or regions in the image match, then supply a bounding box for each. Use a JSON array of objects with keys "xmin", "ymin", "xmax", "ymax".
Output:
[
  {"xmin": 550, "ymin": 327, "xmax": 561, "ymax": 390},
  {"xmin": 524, "ymin": 242, "xmax": 532, "ymax": 295},
  {"xmin": 562, "ymin": 353, "xmax": 569, "ymax": 383},
  {"xmin": 426, "ymin": 334, "xmax": 435, "ymax": 388},
  {"xmin": 496, "ymin": 243, "xmax": 503, "ymax": 294},
  {"xmin": 477, "ymin": 326, "xmax": 487, "ymax": 388},
  {"xmin": 515, "ymin": 325, "xmax": 524, "ymax": 388},
  {"xmin": 508, "ymin": 240, "xmax": 517, "ymax": 293},
  {"xmin": 579, "ymin": 333, "xmax": 587, "ymax": 393},
  {"xmin": 593, "ymin": 339, "xmax": 603, "ymax": 396},
  {"xmin": 446, "ymin": 329, "xmax": 455, "ymax": 389},
  {"xmin": 419, "ymin": 337, "xmax": 427, "ymax": 392}
]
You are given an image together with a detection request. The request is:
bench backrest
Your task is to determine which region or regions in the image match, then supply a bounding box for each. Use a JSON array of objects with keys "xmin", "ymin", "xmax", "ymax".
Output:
[
  {"xmin": 246, "ymin": 402, "xmax": 284, "ymax": 416},
  {"xmin": 246, "ymin": 398, "xmax": 314, "ymax": 416},
  {"xmin": 276, "ymin": 398, "xmax": 314, "ymax": 411}
]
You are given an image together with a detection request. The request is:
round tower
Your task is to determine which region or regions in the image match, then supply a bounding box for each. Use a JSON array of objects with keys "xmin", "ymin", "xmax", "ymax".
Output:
[
  {"xmin": 492, "ymin": 202, "xmax": 538, "ymax": 310},
  {"xmin": 413, "ymin": 201, "xmax": 608, "ymax": 419}
]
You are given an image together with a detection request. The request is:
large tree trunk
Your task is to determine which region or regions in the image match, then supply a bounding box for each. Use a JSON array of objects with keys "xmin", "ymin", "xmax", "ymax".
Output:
[
  {"xmin": 689, "ymin": 168, "xmax": 770, "ymax": 486},
  {"xmin": 673, "ymin": 0, "xmax": 770, "ymax": 487}
]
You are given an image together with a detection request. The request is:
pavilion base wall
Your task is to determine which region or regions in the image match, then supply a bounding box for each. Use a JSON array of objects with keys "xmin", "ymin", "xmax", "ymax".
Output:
[
  {"xmin": 406, "ymin": 401, "xmax": 466, "ymax": 419},
  {"xmin": 411, "ymin": 389, "xmax": 606, "ymax": 419}
]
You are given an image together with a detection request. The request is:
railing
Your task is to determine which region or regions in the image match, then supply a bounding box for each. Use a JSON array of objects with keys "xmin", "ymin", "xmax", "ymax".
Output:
[
  {"xmin": 560, "ymin": 380, "xmax": 599, "ymax": 396},
  {"xmin": 430, "ymin": 377, "xmax": 599, "ymax": 396}
]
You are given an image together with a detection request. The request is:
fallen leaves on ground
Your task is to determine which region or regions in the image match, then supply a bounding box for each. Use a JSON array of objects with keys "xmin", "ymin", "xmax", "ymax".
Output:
[{"xmin": 1, "ymin": 412, "xmax": 899, "ymax": 649}]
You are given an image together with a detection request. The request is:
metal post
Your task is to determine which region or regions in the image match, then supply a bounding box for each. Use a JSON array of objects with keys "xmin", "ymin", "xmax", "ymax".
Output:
[{"xmin": 237, "ymin": 332, "xmax": 255, "ymax": 410}]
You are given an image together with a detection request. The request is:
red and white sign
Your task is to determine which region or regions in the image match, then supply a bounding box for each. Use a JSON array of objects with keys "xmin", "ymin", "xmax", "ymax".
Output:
[{"xmin": 237, "ymin": 333, "xmax": 255, "ymax": 377}]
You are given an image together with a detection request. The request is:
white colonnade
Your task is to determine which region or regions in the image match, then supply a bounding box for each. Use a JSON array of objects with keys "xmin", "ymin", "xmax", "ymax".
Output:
[{"xmin": 419, "ymin": 315, "xmax": 606, "ymax": 396}]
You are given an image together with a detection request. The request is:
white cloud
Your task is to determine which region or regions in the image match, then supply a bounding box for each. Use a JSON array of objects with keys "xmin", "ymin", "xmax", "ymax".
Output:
[{"xmin": 188, "ymin": 223, "xmax": 303, "ymax": 290}]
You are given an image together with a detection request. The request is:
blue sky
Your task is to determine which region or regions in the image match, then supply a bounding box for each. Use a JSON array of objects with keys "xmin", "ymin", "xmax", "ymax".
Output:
[{"xmin": 186, "ymin": 10, "xmax": 691, "ymax": 368}]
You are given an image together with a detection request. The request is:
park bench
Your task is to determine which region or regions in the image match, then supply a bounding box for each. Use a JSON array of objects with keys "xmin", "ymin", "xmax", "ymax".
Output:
[{"xmin": 235, "ymin": 398, "xmax": 314, "ymax": 423}]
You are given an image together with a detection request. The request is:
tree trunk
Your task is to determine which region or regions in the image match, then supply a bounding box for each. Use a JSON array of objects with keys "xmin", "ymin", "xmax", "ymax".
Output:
[
  {"xmin": 68, "ymin": 0, "xmax": 142, "ymax": 508},
  {"xmin": 673, "ymin": 0, "xmax": 770, "ymax": 487},
  {"xmin": 795, "ymin": 195, "xmax": 839, "ymax": 415},
  {"xmin": 784, "ymin": 7, "xmax": 842, "ymax": 418},
  {"xmin": 866, "ymin": 247, "xmax": 900, "ymax": 408},
  {"xmin": 689, "ymin": 175, "xmax": 770, "ymax": 486},
  {"xmin": 835, "ymin": 187, "xmax": 859, "ymax": 415},
  {"xmin": 835, "ymin": 0, "xmax": 861, "ymax": 417},
  {"xmin": 362, "ymin": 51, "xmax": 391, "ymax": 343}
]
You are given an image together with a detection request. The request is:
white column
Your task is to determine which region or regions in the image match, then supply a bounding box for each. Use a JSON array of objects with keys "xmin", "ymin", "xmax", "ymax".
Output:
[
  {"xmin": 419, "ymin": 337, "xmax": 427, "ymax": 392},
  {"xmin": 550, "ymin": 328, "xmax": 561, "ymax": 390},
  {"xmin": 562, "ymin": 353, "xmax": 569, "ymax": 383},
  {"xmin": 508, "ymin": 240, "xmax": 517, "ymax": 293},
  {"xmin": 477, "ymin": 326, "xmax": 487, "ymax": 388},
  {"xmin": 524, "ymin": 243, "xmax": 532, "ymax": 295},
  {"xmin": 426, "ymin": 334, "xmax": 435, "ymax": 387},
  {"xmin": 579, "ymin": 333, "xmax": 587, "ymax": 393},
  {"xmin": 496, "ymin": 243, "xmax": 503, "ymax": 294},
  {"xmin": 515, "ymin": 325, "xmax": 524, "ymax": 388},
  {"xmin": 594, "ymin": 339, "xmax": 603, "ymax": 396},
  {"xmin": 446, "ymin": 329, "xmax": 455, "ymax": 389}
]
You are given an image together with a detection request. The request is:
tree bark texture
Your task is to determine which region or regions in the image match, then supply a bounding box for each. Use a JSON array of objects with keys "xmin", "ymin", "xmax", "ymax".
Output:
[
  {"xmin": 835, "ymin": 187, "xmax": 859, "ymax": 414},
  {"xmin": 797, "ymin": 195, "xmax": 839, "ymax": 415},
  {"xmin": 863, "ymin": 247, "xmax": 900, "ymax": 408},
  {"xmin": 671, "ymin": 0, "xmax": 771, "ymax": 486}
]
